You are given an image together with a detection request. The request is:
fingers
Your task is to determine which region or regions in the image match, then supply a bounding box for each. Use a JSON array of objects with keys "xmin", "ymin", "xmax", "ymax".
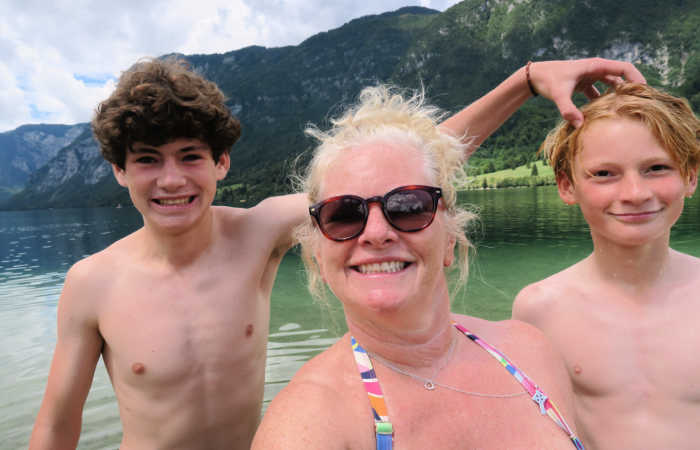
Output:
[
  {"xmin": 553, "ymin": 94, "xmax": 584, "ymax": 129},
  {"xmin": 588, "ymin": 57, "xmax": 646, "ymax": 84},
  {"xmin": 601, "ymin": 74, "xmax": 624, "ymax": 86}
]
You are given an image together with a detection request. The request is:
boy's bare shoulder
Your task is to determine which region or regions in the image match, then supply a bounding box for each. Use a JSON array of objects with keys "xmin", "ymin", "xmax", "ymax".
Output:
[
  {"xmin": 667, "ymin": 249, "xmax": 700, "ymax": 291},
  {"xmin": 58, "ymin": 231, "xmax": 141, "ymax": 316},
  {"xmin": 512, "ymin": 259, "xmax": 590, "ymax": 324},
  {"xmin": 671, "ymin": 249, "xmax": 700, "ymax": 273},
  {"xmin": 68, "ymin": 231, "xmax": 137, "ymax": 280}
]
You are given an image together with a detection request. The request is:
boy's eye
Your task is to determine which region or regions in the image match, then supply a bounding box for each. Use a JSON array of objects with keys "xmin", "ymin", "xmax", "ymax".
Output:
[
  {"xmin": 592, "ymin": 170, "xmax": 612, "ymax": 177},
  {"xmin": 135, "ymin": 156, "xmax": 157, "ymax": 164},
  {"xmin": 648, "ymin": 164, "xmax": 670, "ymax": 173},
  {"xmin": 183, "ymin": 154, "xmax": 203, "ymax": 162}
]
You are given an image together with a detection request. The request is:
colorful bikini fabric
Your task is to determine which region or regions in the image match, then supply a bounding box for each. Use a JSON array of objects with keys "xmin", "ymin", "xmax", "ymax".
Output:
[{"xmin": 351, "ymin": 322, "xmax": 584, "ymax": 450}]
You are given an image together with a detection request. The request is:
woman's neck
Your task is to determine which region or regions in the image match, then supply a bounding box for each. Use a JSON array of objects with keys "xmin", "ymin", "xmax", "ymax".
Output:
[{"xmin": 346, "ymin": 306, "xmax": 456, "ymax": 370}]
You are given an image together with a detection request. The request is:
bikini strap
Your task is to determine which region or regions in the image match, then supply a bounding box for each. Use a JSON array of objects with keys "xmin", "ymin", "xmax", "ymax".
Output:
[
  {"xmin": 351, "ymin": 336, "xmax": 394, "ymax": 450},
  {"xmin": 452, "ymin": 322, "xmax": 585, "ymax": 450}
]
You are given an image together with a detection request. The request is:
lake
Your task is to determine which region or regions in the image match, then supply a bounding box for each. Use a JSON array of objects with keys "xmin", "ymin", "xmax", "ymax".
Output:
[{"xmin": 2, "ymin": 186, "xmax": 699, "ymax": 449}]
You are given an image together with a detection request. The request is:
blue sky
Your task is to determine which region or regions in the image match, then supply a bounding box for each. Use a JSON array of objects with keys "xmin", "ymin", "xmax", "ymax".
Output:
[{"xmin": 0, "ymin": 0, "xmax": 461, "ymax": 133}]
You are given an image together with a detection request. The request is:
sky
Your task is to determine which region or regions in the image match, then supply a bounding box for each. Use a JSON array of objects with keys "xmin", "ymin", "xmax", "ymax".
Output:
[{"xmin": 0, "ymin": 0, "xmax": 462, "ymax": 133}]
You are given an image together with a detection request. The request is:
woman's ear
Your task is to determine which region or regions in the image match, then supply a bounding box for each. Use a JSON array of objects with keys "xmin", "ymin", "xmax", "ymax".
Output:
[
  {"xmin": 444, "ymin": 234, "xmax": 456, "ymax": 267},
  {"xmin": 313, "ymin": 244, "xmax": 327, "ymax": 283}
]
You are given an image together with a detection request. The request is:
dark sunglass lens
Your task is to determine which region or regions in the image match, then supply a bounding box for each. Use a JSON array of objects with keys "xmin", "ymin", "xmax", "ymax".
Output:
[
  {"xmin": 385, "ymin": 189, "xmax": 435, "ymax": 231},
  {"xmin": 319, "ymin": 197, "xmax": 366, "ymax": 239}
]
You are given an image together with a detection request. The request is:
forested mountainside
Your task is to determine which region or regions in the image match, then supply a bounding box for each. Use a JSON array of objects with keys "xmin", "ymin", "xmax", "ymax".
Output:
[{"xmin": 3, "ymin": 0, "xmax": 699, "ymax": 209}]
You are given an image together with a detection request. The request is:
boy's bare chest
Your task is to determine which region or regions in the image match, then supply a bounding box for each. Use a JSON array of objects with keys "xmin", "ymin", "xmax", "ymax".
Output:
[
  {"xmin": 553, "ymin": 294, "xmax": 700, "ymax": 403},
  {"xmin": 97, "ymin": 269, "xmax": 270, "ymax": 391}
]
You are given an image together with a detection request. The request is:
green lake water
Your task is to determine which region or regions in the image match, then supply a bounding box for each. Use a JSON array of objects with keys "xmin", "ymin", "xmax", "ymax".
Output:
[{"xmin": 2, "ymin": 185, "xmax": 699, "ymax": 449}]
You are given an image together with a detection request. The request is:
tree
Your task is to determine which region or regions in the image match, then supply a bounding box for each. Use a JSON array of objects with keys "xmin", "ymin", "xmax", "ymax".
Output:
[{"xmin": 531, "ymin": 163, "xmax": 539, "ymax": 176}]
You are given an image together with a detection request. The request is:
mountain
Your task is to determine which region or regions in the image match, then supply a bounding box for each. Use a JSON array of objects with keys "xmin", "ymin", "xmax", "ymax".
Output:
[
  {"xmin": 5, "ymin": 127, "xmax": 129, "ymax": 209},
  {"xmin": 0, "ymin": 123, "xmax": 88, "ymax": 203},
  {"xmin": 3, "ymin": 0, "xmax": 699, "ymax": 210}
]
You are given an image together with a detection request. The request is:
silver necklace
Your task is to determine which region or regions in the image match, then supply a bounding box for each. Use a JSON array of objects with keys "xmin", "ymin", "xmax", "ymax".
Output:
[
  {"xmin": 371, "ymin": 335, "xmax": 457, "ymax": 391},
  {"xmin": 367, "ymin": 342, "xmax": 527, "ymax": 399}
]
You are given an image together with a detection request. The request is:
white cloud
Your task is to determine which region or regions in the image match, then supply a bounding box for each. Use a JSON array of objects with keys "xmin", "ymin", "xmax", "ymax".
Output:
[{"xmin": 0, "ymin": 0, "xmax": 461, "ymax": 132}]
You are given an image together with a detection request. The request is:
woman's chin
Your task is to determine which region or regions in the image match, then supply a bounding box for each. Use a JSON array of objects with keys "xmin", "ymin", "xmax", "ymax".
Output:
[{"xmin": 363, "ymin": 289, "xmax": 409, "ymax": 314}]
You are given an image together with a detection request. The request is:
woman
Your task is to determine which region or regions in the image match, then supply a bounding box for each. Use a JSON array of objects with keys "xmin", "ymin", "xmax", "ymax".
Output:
[{"xmin": 253, "ymin": 60, "xmax": 643, "ymax": 449}]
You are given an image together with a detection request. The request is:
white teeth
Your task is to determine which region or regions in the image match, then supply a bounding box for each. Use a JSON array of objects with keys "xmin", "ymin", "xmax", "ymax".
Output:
[
  {"xmin": 158, "ymin": 197, "xmax": 190, "ymax": 205},
  {"xmin": 357, "ymin": 261, "xmax": 406, "ymax": 274}
]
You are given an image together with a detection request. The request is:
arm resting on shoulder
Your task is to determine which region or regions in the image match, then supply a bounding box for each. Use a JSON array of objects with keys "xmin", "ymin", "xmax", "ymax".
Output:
[{"xmin": 250, "ymin": 193, "xmax": 309, "ymax": 254}]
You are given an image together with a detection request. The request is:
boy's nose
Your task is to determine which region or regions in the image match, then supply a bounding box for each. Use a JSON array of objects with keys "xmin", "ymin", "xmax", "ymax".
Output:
[
  {"xmin": 157, "ymin": 161, "xmax": 187, "ymax": 190},
  {"xmin": 620, "ymin": 174, "xmax": 652, "ymax": 203}
]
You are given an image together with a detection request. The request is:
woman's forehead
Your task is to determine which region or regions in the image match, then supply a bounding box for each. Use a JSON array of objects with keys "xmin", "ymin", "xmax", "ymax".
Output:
[{"xmin": 319, "ymin": 141, "xmax": 432, "ymax": 197}]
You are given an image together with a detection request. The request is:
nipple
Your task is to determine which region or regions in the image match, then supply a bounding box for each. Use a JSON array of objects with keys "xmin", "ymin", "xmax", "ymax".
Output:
[
  {"xmin": 132, "ymin": 362, "xmax": 146, "ymax": 374},
  {"xmin": 573, "ymin": 364, "xmax": 582, "ymax": 375},
  {"xmin": 245, "ymin": 324, "xmax": 254, "ymax": 338}
]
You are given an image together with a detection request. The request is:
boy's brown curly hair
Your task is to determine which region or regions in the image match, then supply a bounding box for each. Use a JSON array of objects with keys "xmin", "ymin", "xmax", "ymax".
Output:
[{"xmin": 92, "ymin": 57, "xmax": 241, "ymax": 169}]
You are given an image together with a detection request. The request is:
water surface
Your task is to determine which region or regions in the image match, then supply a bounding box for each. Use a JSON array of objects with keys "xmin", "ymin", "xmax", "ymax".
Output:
[{"xmin": 2, "ymin": 186, "xmax": 698, "ymax": 448}]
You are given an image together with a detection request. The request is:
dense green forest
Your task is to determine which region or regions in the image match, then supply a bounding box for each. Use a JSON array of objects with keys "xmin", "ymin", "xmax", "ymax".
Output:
[{"xmin": 206, "ymin": 0, "xmax": 700, "ymax": 205}]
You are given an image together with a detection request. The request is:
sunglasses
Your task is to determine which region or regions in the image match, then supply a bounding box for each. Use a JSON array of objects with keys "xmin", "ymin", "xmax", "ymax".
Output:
[{"xmin": 309, "ymin": 185, "xmax": 442, "ymax": 241}]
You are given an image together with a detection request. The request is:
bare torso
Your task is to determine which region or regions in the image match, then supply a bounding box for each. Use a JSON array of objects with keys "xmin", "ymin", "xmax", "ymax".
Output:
[
  {"xmin": 513, "ymin": 252, "xmax": 700, "ymax": 450},
  {"xmin": 83, "ymin": 199, "xmax": 301, "ymax": 449}
]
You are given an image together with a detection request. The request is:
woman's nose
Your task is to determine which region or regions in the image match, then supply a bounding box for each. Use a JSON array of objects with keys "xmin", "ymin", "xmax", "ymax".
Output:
[{"xmin": 358, "ymin": 203, "xmax": 397, "ymax": 246}]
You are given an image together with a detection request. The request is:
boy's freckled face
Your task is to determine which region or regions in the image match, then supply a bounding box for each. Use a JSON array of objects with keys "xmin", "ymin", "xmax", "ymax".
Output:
[
  {"xmin": 112, "ymin": 138, "xmax": 229, "ymax": 232},
  {"xmin": 559, "ymin": 118, "xmax": 696, "ymax": 247}
]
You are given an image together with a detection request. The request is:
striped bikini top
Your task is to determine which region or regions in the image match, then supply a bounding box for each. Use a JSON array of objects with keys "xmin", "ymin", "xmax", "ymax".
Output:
[{"xmin": 351, "ymin": 321, "xmax": 584, "ymax": 450}]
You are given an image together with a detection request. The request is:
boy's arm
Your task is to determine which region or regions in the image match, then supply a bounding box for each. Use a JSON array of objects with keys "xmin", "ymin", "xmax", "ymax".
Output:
[
  {"xmin": 439, "ymin": 57, "xmax": 645, "ymax": 155},
  {"xmin": 250, "ymin": 193, "xmax": 309, "ymax": 253},
  {"xmin": 29, "ymin": 262, "xmax": 104, "ymax": 450}
]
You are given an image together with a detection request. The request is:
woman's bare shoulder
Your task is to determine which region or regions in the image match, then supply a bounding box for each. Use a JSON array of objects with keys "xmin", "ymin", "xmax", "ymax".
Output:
[{"xmin": 253, "ymin": 335, "xmax": 363, "ymax": 450}]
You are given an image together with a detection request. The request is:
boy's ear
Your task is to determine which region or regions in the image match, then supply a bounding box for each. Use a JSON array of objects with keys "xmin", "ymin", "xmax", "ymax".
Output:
[
  {"xmin": 556, "ymin": 173, "xmax": 577, "ymax": 205},
  {"xmin": 112, "ymin": 164, "xmax": 128, "ymax": 187},
  {"xmin": 686, "ymin": 167, "xmax": 698, "ymax": 197},
  {"xmin": 216, "ymin": 152, "xmax": 231, "ymax": 181}
]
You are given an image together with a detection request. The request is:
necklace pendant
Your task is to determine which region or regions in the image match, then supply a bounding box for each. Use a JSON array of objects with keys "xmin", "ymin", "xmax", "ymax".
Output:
[{"xmin": 424, "ymin": 380, "xmax": 436, "ymax": 391}]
